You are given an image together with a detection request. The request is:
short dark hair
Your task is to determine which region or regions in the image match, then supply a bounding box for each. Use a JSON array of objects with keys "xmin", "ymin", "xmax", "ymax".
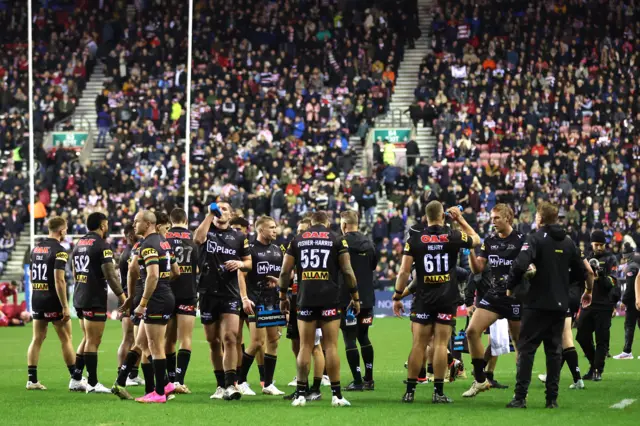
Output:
[
  {"xmin": 156, "ymin": 212, "xmax": 170, "ymax": 227},
  {"xmin": 310, "ymin": 211, "xmax": 329, "ymax": 226},
  {"xmin": 87, "ymin": 212, "xmax": 108, "ymax": 232},
  {"xmin": 123, "ymin": 223, "xmax": 135, "ymax": 237},
  {"xmin": 537, "ymin": 201, "xmax": 558, "ymax": 225},
  {"xmin": 48, "ymin": 216, "xmax": 67, "ymax": 233},
  {"xmin": 230, "ymin": 216, "xmax": 250, "ymax": 228},
  {"xmin": 170, "ymin": 208, "xmax": 187, "ymax": 224}
]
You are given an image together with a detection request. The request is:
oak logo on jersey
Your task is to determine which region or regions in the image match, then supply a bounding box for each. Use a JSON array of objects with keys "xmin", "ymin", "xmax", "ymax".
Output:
[
  {"xmin": 166, "ymin": 231, "xmax": 191, "ymax": 239},
  {"xmin": 424, "ymin": 273, "xmax": 450, "ymax": 283},
  {"xmin": 77, "ymin": 239, "xmax": 95, "ymax": 246},
  {"xmin": 302, "ymin": 231, "xmax": 329, "ymax": 239},
  {"xmin": 56, "ymin": 252, "xmax": 69, "ymax": 261},
  {"xmin": 302, "ymin": 270, "xmax": 329, "ymax": 280},
  {"xmin": 33, "ymin": 247, "xmax": 50, "ymax": 254},
  {"xmin": 420, "ymin": 234, "xmax": 449, "ymax": 244}
]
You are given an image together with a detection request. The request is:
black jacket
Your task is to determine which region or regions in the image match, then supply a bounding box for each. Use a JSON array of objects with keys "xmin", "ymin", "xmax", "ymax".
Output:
[
  {"xmin": 507, "ymin": 224, "xmax": 585, "ymax": 312},
  {"xmin": 339, "ymin": 232, "xmax": 377, "ymax": 309},
  {"xmin": 621, "ymin": 256, "xmax": 640, "ymax": 305},
  {"xmin": 584, "ymin": 250, "xmax": 619, "ymax": 310}
]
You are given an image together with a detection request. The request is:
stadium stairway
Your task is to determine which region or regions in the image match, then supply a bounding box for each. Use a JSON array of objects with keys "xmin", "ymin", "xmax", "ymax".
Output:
[
  {"xmin": 80, "ymin": 62, "xmax": 107, "ymax": 163},
  {"xmin": 375, "ymin": 0, "xmax": 437, "ymax": 164},
  {"xmin": 0, "ymin": 223, "xmax": 31, "ymax": 283}
]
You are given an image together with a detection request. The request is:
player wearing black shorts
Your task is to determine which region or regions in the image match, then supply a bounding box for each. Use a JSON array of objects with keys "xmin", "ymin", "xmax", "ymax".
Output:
[
  {"xmin": 26, "ymin": 217, "xmax": 83, "ymax": 391},
  {"xmin": 339, "ymin": 211, "xmax": 377, "ymax": 391},
  {"xmin": 279, "ymin": 211, "xmax": 360, "ymax": 407},
  {"xmin": 164, "ymin": 208, "xmax": 199, "ymax": 393},
  {"xmin": 463, "ymin": 204, "xmax": 524, "ymax": 397},
  {"xmin": 393, "ymin": 201, "xmax": 480, "ymax": 404},
  {"xmin": 194, "ymin": 201, "xmax": 252, "ymax": 401},
  {"xmin": 237, "ymin": 216, "xmax": 286, "ymax": 396},
  {"xmin": 72, "ymin": 212, "xmax": 127, "ymax": 394},
  {"xmin": 116, "ymin": 224, "xmax": 144, "ymax": 387},
  {"xmin": 112, "ymin": 210, "xmax": 179, "ymax": 403}
]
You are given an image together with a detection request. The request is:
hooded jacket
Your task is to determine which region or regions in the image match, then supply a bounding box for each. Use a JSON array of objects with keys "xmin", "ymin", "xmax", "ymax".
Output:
[
  {"xmin": 339, "ymin": 231, "xmax": 377, "ymax": 309},
  {"xmin": 507, "ymin": 224, "xmax": 585, "ymax": 312}
]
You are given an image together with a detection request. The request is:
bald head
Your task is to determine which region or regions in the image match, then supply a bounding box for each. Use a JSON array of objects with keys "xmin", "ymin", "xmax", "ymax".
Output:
[
  {"xmin": 135, "ymin": 210, "xmax": 158, "ymax": 237},
  {"xmin": 142, "ymin": 210, "xmax": 157, "ymax": 224}
]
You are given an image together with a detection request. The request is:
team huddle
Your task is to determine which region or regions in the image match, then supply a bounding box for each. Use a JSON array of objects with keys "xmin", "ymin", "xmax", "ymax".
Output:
[
  {"xmin": 24, "ymin": 199, "xmax": 639, "ymax": 407},
  {"xmin": 25, "ymin": 203, "xmax": 371, "ymax": 406}
]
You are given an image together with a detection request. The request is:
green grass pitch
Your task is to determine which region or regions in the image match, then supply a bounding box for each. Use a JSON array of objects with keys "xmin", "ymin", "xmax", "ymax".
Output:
[{"xmin": 1, "ymin": 317, "xmax": 638, "ymax": 425}]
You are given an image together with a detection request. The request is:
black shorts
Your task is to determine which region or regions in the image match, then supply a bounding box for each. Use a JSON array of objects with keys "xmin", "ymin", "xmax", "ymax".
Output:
[
  {"xmin": 297, "ymin": 306, "xmax": 342, "ymax": 322},
  {"xmin": 143, "ymin": 294, "xmax": 175, "ymax": 325},
  {"xmin": 340, "ymin": 307, "xmax": 374, "ymax": 329},
  {"xmin": 32, "ymin": 310, "xmax": 63, "ymax": 322},
  {"xmin": 32, "ymin": 297, "xmax": 63, "ymax": 322},
  {"xmin": 75, "ymin": 307, "xmax": 108, "ymax": 322},
  {"xmin": 174, "ymin": 298, "xmax": 197, "ymax": 316},
  {"xmin": 199, "ymin": 295, "xmax": 241, "ymax": 324},
  {"xmin": 286, "ymin": 293, "xmax": 299, "ymax": 339},
  {"xmin": 410, "ymin": 299, "xmax": 456, "ymax": 326},
  {"xmin": 478, "ymin": 293, "xmax": 521, "ymax": 321}
]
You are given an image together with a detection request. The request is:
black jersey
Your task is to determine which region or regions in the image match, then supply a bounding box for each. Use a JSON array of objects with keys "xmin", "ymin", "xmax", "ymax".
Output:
[
  {"xmin": 478, "ymin": 230, "xmax": 525, "ymax": 296},
  {"xmin": 286, "ymin": 225, "xmax": 348, "ymax": 307},
  {"xmin": 339, "ymin": 232, "xmax": 377, "ymax": 309},
  {"xmin": 166, "ymin": 227, "xmax": 198, "ymax": 300},
  {"xmin": 247, "ymin": 239, "xmax": 283, "ymax": 304},
  {"xmin": 119, "ymin": 244, "xmax": 133, "ymax": 295},
  {"xmin": 138, "ymin": 233, "xmax": 175, "ymax": 301},
  {"xmin": 403, "ymin": 225, "xmax": 474, "ymax": 306},
  {"xmin": 72, "ymin": 232, "xmax": 114, "ymax": 310},
  {"xmin": 31, "ymin": 238, "xmax": 68, "ymax": 306},
  {"xmin": 198, "ymin": 225, "xmax": 250, "ymax": 298}
]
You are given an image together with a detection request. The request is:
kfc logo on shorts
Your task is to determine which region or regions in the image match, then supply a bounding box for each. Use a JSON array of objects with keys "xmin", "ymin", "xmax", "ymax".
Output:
[
  {"xmin": 178, "ymin": 304, "xmax": 195, "ymax": 312},
  {"xmin": 361, "ymin": 316, "xmax": 373, "ymax": 325},
  {"xmin": 44, "ymin": 312, "xmax": 59, "ymax": 319},
  {"xmin": 322, "ymin": 309, "xmax": 337, "ymax": 316},
  {"xmin": 437, "ymin": 313, "xmax": 452, "ymax": 321},
  {"xmin": 83, "ymin": 310, "xmax": 94, "ymax": 318}
]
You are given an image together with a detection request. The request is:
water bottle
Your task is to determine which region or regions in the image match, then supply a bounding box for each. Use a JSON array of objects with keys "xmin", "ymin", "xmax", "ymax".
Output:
[
  {"xmin": 209, "ymin": 202, "xmax": 222, "ymax": 218},
  {"xmin": 345, "ymin": 308, "xmax": 357, "ymax": 326},
  {"xmin": 445, "ymin": 205, "xmax": 463, "ymax": 217}
]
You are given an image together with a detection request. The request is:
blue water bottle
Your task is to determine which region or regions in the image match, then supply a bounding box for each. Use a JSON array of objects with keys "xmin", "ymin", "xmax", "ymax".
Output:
[
  {"xmin": 345, "ymin": 308, "xmax": 357, "ymax": 326},
  {"xmin": 209, "ymin": 202, "xmax": 222, "ymax": 218},
  {"xmin": 445, "ymin": 205, "xmax": 463, "ymax": 217}
]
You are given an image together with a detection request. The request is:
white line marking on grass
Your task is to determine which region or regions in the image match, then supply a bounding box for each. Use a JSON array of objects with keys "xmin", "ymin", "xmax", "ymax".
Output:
[{"xmin": 610, "ymin": 399, "xmax": 636, "ymax": 409}]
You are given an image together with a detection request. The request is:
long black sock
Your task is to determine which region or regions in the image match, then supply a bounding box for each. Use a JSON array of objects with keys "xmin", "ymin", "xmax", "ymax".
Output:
[
  {"xmin": 331, "ymin": 381, "xmax": 342, "ymax": 399},
  {"xmin": 166, "ymin": 352, "xmax": 176, "ymax": 383},
  {"xmin": 214, "ymin": 370, "xmax": 225, "ymax": 388},
  {"xmin": 406, "ymin": 377, "xmax": 417, "ymax": 394},
  {"xmin": 67, "ymin": 364, "xmax": 76, "ymax": 378},
  {"xmin": 311, "ymin": 376, "xmax": 322, "ymax": 392},
  {"xmin": 563, "ymin": 347, "xmax": 581, "ymax": 382},
  {"xmin": 28, "ymin": 365, "xmax": 37, "ymax": 383},
  {"xmin": 264, "ymin": 354, "xmax": 277, "ymax": 387},
  {"xmin": 225, "ymin": 370, "xmax": 236, "ymax": 388},
  {"xmin": 322, "ymin": 350, "xmax": 327, "ymax": 376},
  {"xmin": 345, "ymin": 348, "xmax": 363, "ymax": 384},
  {"xmin": 84, "ymin": 352, "xmax": 98, "ymax": 387},
  {"xmin": 129, "ymin": 366, "xmax": 139, "ymax": 379},
  {"xmin": 117, "ymin": 351, "xmax": 141, "ymax": 386},
  {"xmin": 472, "ymin": 358, "xmax": 487, "ymax": 382},
  {"xmin": 142, "ymin": 362, "xmax": 155, "ymax": 394},
  {"xmin": 239, "ymin": 351, "xmax": 255, "ymax": 384},
  {"xmin": 486, "ymin": 371, "xmax": 494, "ymax": 382},
  {"xmin": 258, "ymin": 364, "xmax": 265, "ymax": 383},
  {"xmin": 427, "ymin": 363, "xmax": 434, "ymax": 374},
  {"xmin": 361, "ymin": 344, "xmax": 374, "ymax": 381},
  {"xmin": 153, "ymin": 358, "xmax": 167, "ymax": 396},
  {"xmin": 176, "ymin": 349, "xmax": 191, "ymax": 385},
  {"xmin": 434, "ymin": 378, "xmax": 444, "ymax": 396},
  {"xmin": 297, "ymin": 380, "xmax": 308, "ymax": 397},
  {"xmin": 73, "ymin": 354, "xmax": 84, "ymax": 380},
  {"xmin": 418, "ymin": 367, "xmax": 427, "ymax": 380}
]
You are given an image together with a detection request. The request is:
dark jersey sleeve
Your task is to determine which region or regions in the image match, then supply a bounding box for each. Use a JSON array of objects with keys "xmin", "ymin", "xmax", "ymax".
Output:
[
  {"xmin": 54, "ymin": 247, "xmax": 69, "ymax": 271},
  {"xmin": 240, "ymin": 233, "xmax": 251, "ymax": 257},
  {"xmin": 99, "ymin": 241, "xmax": 114, "ymax": 266},
  {"xmin": 337, "ymin": 235, "xmax": 349, "ymax": 256},
  {"xmin": 403, "ymin": 234, "xmax": 416, "ymax": 257},
  {"xmin": 140, "ymin": 243, "xmax": 160, "ymax": 268},
  {"xmin": 478, "ymin": 239, "xmax": 488, "ymax": 259},
  {"xmin": 450, "ymin": 229, "xmax": 475, "ymax": 250},
  {"xmin": 569, "ymin": 242, "xmax": 586, "ymax": 283},
  {"xmin": 286, "ymin": 239, "xmax": 298, "ymax": 259}
]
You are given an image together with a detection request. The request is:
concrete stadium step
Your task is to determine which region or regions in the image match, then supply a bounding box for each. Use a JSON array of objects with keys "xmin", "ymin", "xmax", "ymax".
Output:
[{"xmin": 0, "ymin": 224, "xmax": 31, "ymax": 283}]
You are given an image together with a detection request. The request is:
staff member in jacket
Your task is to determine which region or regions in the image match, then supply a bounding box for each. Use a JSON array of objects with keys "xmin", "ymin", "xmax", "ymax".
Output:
[
  {"xmin": 505, "ymin": 202, "xmax": 592, "ymax": 409},
  {"xmin": 576, "ymin": 229, "xmax": 619, "ymax": 381},
  {"xmin": 613, "ymin": 244, "xmax": 639, "ymax": 360}
]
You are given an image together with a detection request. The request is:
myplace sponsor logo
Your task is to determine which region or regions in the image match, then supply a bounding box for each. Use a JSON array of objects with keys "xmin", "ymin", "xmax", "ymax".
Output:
[
  {"xmin": 488, "ymin": 255, "xmax": 513, "ymax": 267},
  {"xmin": 257, "ymin": 261, "xmax": 281, "ymax": 274},
  {"xmin": 207, "ymin": 240, "xmax": 237, "ymax": 255}
]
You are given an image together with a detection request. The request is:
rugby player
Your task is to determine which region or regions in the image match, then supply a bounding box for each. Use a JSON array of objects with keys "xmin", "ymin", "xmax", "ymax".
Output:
[
  {"xmin": 194, "ymin": 201, "xmax": 252, "ymax": 401},
  {"xmin": 164, "ymin": 208, "xmax": 199, "ymax": 393},
  {"xmin": 279, "ymin": 211, "xmax": 359, "ymax": 407},
  {"xmin": 283, "ymin": 217, "xmax": 327, "ymax": 401},
  {"xmin": 71, "ymin": 213, "xmax": 127, "ymax": 393},
  {"xmin": 339, "ymin": 211, "xmax": 377, "ymax": 391},
  {"xmin": 463, "ymin": 204, "xmax": 524, "ymax": 397},
  {"xmin": 26, "ymin": 217, "xmax": 83, "ymax": 391},
  {"xmin": 112, "ymin": 210, "xmax": 179, "ymax": 403},
  {"xmin": 393, "ymin": 202, "xmax": 480, "ymax": 403},
  {"xmin": 116, "ymin": 223, "xmax": 144, "ymax": 387},
  {"xmin": 237, "ymin": 216, "xmax": 286, "ymax": 396}
]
